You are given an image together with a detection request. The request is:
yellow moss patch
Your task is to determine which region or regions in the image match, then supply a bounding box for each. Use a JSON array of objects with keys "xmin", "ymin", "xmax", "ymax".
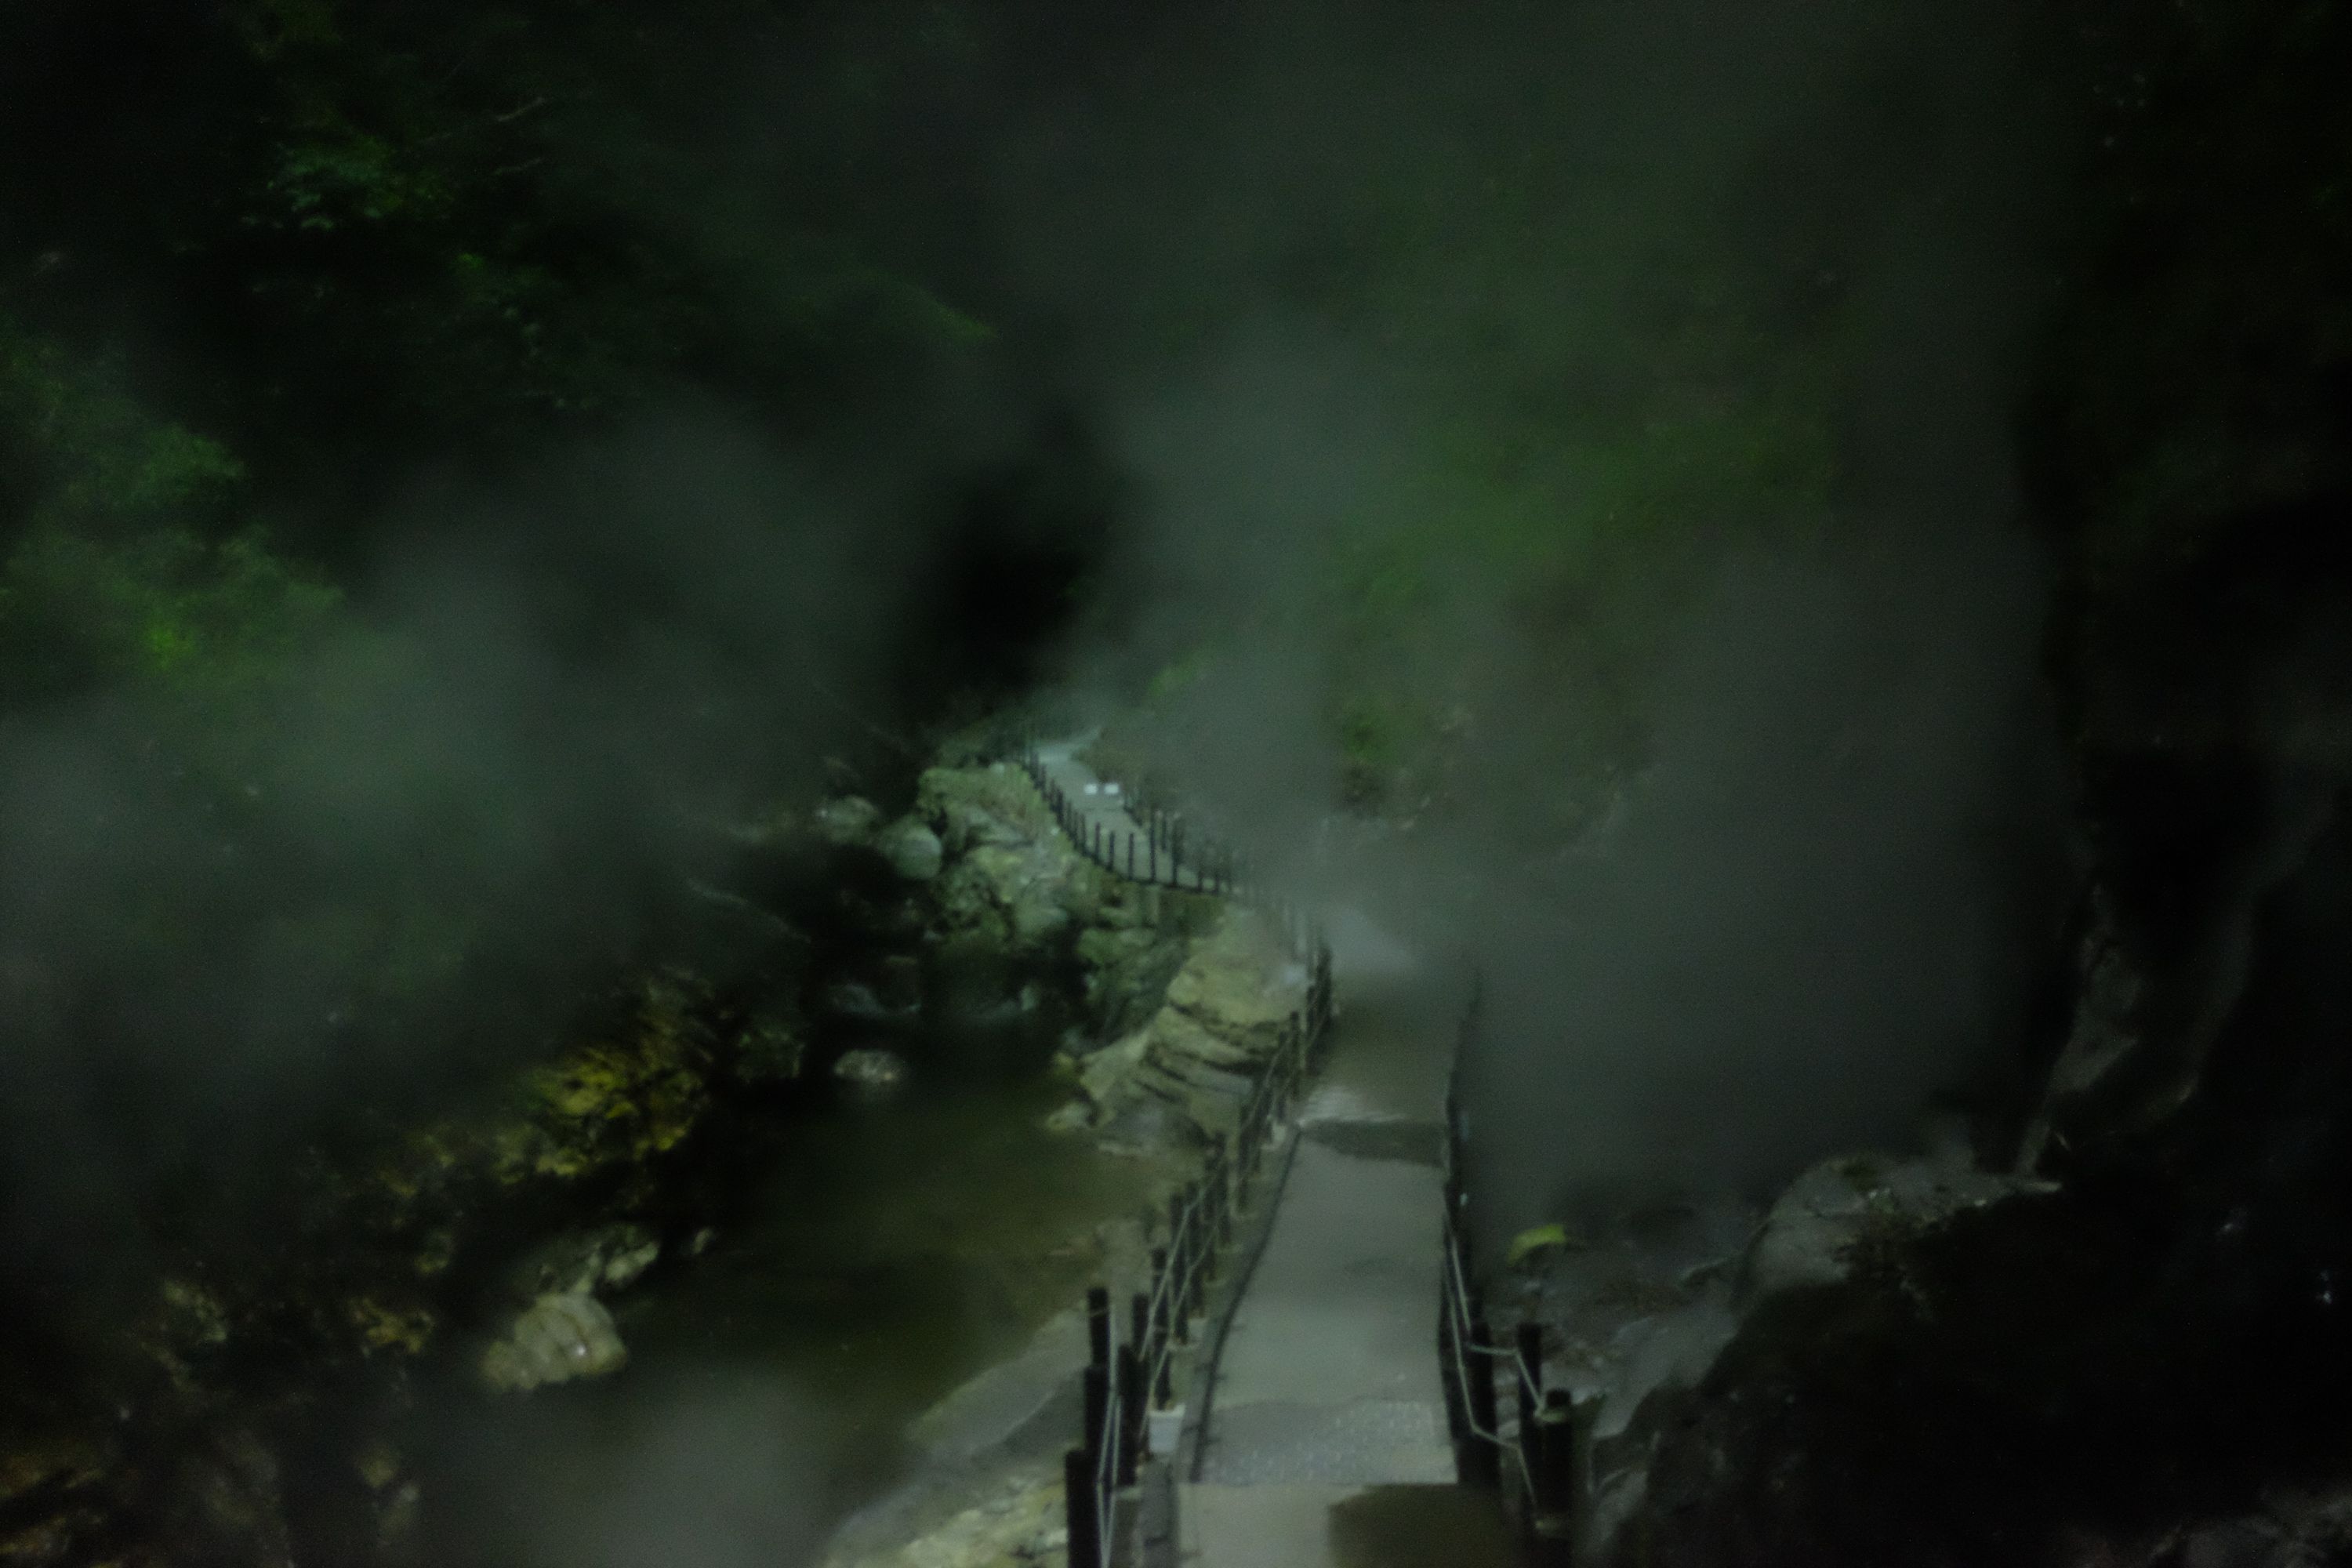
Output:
[{"xmin": 346, "ymin": 1297, "xmax": 437, "ymax": 1357}]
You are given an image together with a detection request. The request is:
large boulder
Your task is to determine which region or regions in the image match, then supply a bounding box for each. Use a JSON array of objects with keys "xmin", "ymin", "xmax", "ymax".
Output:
[
  {"xmin": 877, "ymin": 817, "xmax": 945, "ymax": 881},
  {"xmin": 479, "ymin": 1291, "xmax": 628, "ymax": 1392}
]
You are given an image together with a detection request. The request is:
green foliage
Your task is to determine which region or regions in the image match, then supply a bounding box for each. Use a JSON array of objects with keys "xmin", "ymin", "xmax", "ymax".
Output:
[
  {"xmin": 261, "ymin": 130, "xmax": 450, "ymax": 232},
  {"xmin": 0, "ymin": 325, "xmax": 245, "ymax": 524},
  {"xmin": 0, "ymin": 525, "xmax": 338, "ymax": 702}
]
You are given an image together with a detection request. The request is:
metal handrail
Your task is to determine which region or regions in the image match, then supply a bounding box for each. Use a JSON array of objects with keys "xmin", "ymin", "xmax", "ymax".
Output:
[
  {"xmin": 1014, "ymin": 733, "xmax": 1312, "ymax": 944},
  {"xmin": 1439, "ymin": 1193, "xmax": 1539, "ymax": 1497},
  {"xmin": 1019, "ymin": 726, "xmax": 1337, "ymax": 1568},
  {"xmin": 1439, "ymin": 967, "xmax": 1578, "ymax": 1566}
]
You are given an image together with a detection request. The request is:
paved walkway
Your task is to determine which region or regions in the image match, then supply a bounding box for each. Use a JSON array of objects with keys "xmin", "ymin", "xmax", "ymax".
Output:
[
  {"xmin": 1023, "ymin": 740, "xmax": 1501, "ymax": 1566},
  {"xmin": 1031, "ymin": 737, "xmax": 1180, "ymax": 883},
  {"xmin": 1181, "ymin": 960, "xmax": 1512, "ymax": 1567}
]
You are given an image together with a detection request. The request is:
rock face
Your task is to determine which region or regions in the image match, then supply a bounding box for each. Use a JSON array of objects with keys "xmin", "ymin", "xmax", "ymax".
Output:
[
  {"xmin": 1581, "ymin": 547, "xmax": 2352, "ymax": 1563},
  {"xmin": 1054, "ymin": 906, "xmax": 1305, "ymax": 1143},
  {"xmin": 820, "ymin": 1466, "xmax": 1065, "ymax": 1568},
  {"xmin": 905, "ymin": 760, "xmax": 1196, "ymax": 1052},
  {"xmin": 479, "ymin": 1291, "xmax": 629, "ymax": 1392}
]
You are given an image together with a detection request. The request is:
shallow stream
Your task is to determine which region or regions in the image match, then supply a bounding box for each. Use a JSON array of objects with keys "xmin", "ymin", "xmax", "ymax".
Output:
[{"xmin": 400, "ymin": 1065, "xmax": 1167, "ymax": 1567}]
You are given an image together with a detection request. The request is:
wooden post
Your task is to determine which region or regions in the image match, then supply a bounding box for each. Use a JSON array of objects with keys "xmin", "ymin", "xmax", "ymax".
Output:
[
  {"xmin": 1129, "ymin": 1291, "xmax": 1150, "ymax": 1391},
  {"xmin": 1065, "ymin": 1447, "xmax": 1101, "ymax": 1568},
  {"xmin": 1087, "ymin": 1285, "xmax": 1110, "ymax": 1371},
  {"xmin": 1127, "ymin": 831, "xmax": 1136, "ymax": 878}
]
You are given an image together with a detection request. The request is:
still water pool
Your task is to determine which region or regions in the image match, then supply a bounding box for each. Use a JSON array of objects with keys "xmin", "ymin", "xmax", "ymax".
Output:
[{"xmin": 403, "ymin": 1069, "xmax": 1169, "ymax": 1567}]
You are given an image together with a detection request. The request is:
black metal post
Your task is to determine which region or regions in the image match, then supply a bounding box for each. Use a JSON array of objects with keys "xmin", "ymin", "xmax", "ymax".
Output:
[
  {"xmin": 1149, "ymin": 1247, "xmax": 1174, "ymax": 1406},
  {"xmin": 1439, "ymin": 1278, "xmax": 1471, "ymax": 1469},
  {"xmin": 1184, "ymin": 1186, "xmax": 1211, "ymax": 1306},
  {"xmin": 1087, "ymin": 1285, "xmax": 1111, "ymax": 1371},
  {"xmin": 1209, "ymin": 1134, "xmax": 1232, "ymax": 1254},
  {"xmin": 1168, "ymin": 1190, "xmax": 1193, "ymax": 1344},
  {"xmin": 1464, "ymin": 1310, "xmax": 1502, "ymax": 1489},
  {"xmin": 1115, "ymin": 1343, "xmax": 1145, "ymax": 1483},
  {"xmin": 1515, "ymin": 1320, "xmax": 1544, "ymax": 1451},
  {"xmin": 1530, "ymin": 1388, "xmax": 1577, "ymax": 1566},
  {"xmin": 1083, "ymin": 1363, "xmax": 1108, "ymax": 1466},
  {"xmin": 1064, "ymin": 1447, "xmax": 1101, "ymax": 1568}
]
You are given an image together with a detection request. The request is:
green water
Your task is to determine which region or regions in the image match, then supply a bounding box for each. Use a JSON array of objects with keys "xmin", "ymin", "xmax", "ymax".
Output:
[
  {"xmin": 407, "ymin": 1071, "xmax": 1171, "ymax": 1566},
  {"xmin": 627, "ymin": 1075, "xmax": 1163, "ymax": 1440}
]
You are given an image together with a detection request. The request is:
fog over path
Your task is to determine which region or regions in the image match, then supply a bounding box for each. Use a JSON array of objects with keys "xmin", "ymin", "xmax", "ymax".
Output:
[{"xmin": 1181, "ymin": 926, "xmax": 1510, "ymax": 1567}]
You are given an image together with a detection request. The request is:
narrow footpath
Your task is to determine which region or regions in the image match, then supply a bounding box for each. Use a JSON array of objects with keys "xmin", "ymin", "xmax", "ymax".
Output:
[{"xmin": 1179, "ymin": 938, "xmax": 1516, "ymax": 1568}]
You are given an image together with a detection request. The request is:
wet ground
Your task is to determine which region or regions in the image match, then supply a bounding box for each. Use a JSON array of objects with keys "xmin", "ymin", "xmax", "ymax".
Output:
[{"xmin": 1181, "ymin": 947, "xmax": 1517, "ymax": 1567}]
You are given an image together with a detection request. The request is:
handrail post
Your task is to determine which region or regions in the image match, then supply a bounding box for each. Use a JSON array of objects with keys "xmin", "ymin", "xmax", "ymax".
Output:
[
  {"xmin": 1530, "ymin": 1388, "xmax": 1577, "ymax": 1567},
  {"xmin": 1170, "ymin": 1190, "xmax": 1195, "ymax": 1343},
  {"xmin": 1209, "ymin": 1134, "xmax": 1232, "ymax": 1256},
  {"xmin": 1115, "ymin": 1343, "xmax": 1145, "ymax": 1484},
  {"xmin": 1083, "ymin": 1363, "xmax": 1109, "ymax": 1470},
  {"xmin": 1087, "ymin": 1285, "xmax": 1111, "ymax": 1371},
  {"xmin": 1064, "ymin": 1446, "xmax": 1101, "ymax": 1568},
  {"xmin": 1464, "ymin": 1307, "xmax": 1502, "ymax": 1489},
  {"xmin": 1149, "ymin": 1247, "xmax": 1174, "ymax": 1406},
  {"xmin": 1515, "ymin": 1320, "xmax": 1544, "ymax": 1447},
  {"xmin": 1515, "ymin": 1320, "xmax": 1546, "ymax": 1532},
  {"xmin": 1439, "ymin": 1272, "xmax": 1469, "ymax": 1456},
  {"xmin": 1129, "ymin": 1290, "xmax": 1150, "ymax": 1394}
]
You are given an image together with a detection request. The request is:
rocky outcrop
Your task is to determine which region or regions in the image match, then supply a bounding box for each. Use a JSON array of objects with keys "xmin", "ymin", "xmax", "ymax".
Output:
[
  {"xmin": 509, "ymin": 1221, "xmax": 662, "ymax": 1299},
  {"xmin": 821, "ymin": 1467, "xmax": 1065, "ymax": 1568},
  {"xmin": 1051, "ymin": 906, "xmax": 1305, "ymax": 1144},
  {"xmin": 478, "ymin": 1291, "xmax": 629, "ymax": 1392},
  {"xmin": 1583, "ymin": 731, "xmax": 2352, "ymax": 1564},
  {"xmin": 902, "ymin": 760, "xmax": 1198, "ymax": 1058}
]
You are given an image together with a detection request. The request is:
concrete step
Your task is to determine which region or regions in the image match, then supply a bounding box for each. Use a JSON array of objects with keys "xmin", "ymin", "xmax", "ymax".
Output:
[{"xmin": 1178, "ymin": 1482, "xmax": 1515, "ymax": 1568}]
